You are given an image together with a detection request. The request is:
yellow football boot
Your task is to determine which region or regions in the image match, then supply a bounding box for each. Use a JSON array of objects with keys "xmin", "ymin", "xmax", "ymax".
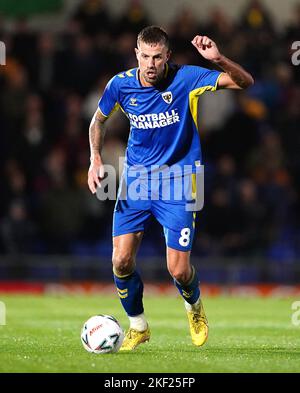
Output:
[
  {"xmin": 186, "ymin": 300, "xmax": 209, "ymax": 346},
  {"xmin": 120, "ymin": 326, "xmax": 150, "ymax": 351}
]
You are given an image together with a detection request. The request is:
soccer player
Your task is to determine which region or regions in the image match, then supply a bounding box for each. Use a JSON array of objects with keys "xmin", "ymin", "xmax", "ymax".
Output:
[{"xmin": 88, "ymin": 26, "xmax": 254, "ymax": 350}]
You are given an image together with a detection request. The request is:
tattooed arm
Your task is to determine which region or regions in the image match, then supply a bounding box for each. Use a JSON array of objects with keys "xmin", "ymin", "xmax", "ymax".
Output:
[{"xmin": 88, "ymin": 108, "xmax": 107, "ymax": 194}]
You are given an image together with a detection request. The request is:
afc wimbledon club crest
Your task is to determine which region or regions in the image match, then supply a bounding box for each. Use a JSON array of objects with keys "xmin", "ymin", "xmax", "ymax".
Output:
[{"xmin": 162, "ymin": 91, "xmax": 173, "ymax": 104}]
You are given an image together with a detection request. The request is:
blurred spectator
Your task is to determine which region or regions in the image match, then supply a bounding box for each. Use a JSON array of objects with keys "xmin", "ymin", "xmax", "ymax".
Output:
[
  {"xmin": 213, "ymin": 155, "xmax": 238, "ymax": 200},
  {"xmin": 14, "ymin": 94, "xmax": 49, "ymax": 182},
  {"xmin": 240, "ymin": 0, "xmax": 274, "ymax": 33},
  {"xmin": 57, "ymin": 93, "xmax": 89, "ymax": 174},
  {"xmin": 1, "ymin": 64, "xmax": 29, "ymax": 131},
  {"xmin": 203, "ymin": 7, "xmax": 235, "ymax": 55},
  {"xmin": 248, "ymin": 129, "xmax": 286, "ymax": 179},
  {"xmin": 116, "ymin": 0, "xmax": 150, "ymax": 35},
  {"xmin": 239, "ymin": 0, "xmax": 276, "ymax": 76},
  {"xmin": 83, "ymin": 74, "xmax": 110, "ymax": 119},
  {"xmin": 73, "ymin": 0, "xmax": 112, "ymax": 36},
  {"xmin": 63, "ymin": 34, "xmax": 102, "ymax": 95},
  {"xmin": 201, "ymin": 187, "xmax": 242, "ymax": 256},
  {"xmin": 0, "ymin": 160, "xmax": 28, "ymax": 216},
  {"xmin": 115, "ymin": 32, "xmax": 137, "ymax": 70},
  {"xmin": 278, "ymin": 86, "xmax": 300, "ymax": 186},
  {"xmin": 169, "ymin": 6, "xmax": 199, "ymax": 54},
  {"xmin": 284, "ymin": 2, "xmax": 300, "ymax": 45},
  {"xmin": 38, "ymin": 148, "xmax": 84, "ymax": 253},
  {"xmin": 235, "ymin": 179, "xmax": 267, "ymax": 255},
  {"xmin": 33, "ymin": 33, "xmax": 60, "ymax": 91},
  {"xmin": 198, "ymin": 88, "xmax": 235, "ymax": 132},
  {"xmin": 11, "ymin": 18, "xmax": 37, "ymax": 76},
  {"xmin": 0, "ymin": 14, "xmax": 5, "ymax": 41},
  {"xmin": 204, "ymin": 92, "xmax": 260, "ymax": 164},
  {"xmin": 0, "ymin": 199, "xmax": 36, "ymax": 254}
]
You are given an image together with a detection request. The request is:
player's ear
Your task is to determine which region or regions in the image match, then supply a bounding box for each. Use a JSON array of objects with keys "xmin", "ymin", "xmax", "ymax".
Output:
[
  {"xmin": 166, "ymin": 50, "xmax": 172, "ymax": 62},
  {"xmin": 135, "ymin": 47, "xmax": 139, "ymax": 59}
]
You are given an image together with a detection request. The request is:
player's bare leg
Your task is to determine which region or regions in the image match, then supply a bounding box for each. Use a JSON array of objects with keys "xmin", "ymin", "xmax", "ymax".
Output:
[
  {"xmin": 113, "ymin": 232, "xmax": 150, "ymax": 350},
  {"xmin": 113, "ymin": 232, "xmax": 143, "ymax": 276},
  {"xmin": 167, "ymin": 247, "xmax": 208, "ymax": 346}
]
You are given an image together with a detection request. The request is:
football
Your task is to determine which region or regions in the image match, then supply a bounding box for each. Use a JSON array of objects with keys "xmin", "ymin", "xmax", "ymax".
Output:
[{"xmin": 80, "ymin": 315, "xmax": 124, "ymax": 354}]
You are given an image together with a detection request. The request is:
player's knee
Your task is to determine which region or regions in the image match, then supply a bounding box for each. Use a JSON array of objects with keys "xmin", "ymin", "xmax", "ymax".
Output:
[
  {"xmin": 169, "ymin": 268, "xmax": 190, "ymax": 284},
  {"xmin": 112, "ymin": 253, "xmax": 134, "ymax": 276}
]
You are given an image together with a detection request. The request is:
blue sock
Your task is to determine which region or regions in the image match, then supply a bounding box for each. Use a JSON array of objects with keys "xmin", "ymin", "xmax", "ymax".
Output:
[
  {"xmin": 174, "ymin": 266, "xmax": 200, "ymax": 304},
  {"xmin": 113, "ymin": 270, "xmax": 144, "ymax": 317}
]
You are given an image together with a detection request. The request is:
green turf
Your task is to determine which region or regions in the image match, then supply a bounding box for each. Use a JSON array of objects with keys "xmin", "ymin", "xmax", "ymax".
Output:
[{"xmin": 0, "ymin": 294, "xmax": 299, "ymax": 373}]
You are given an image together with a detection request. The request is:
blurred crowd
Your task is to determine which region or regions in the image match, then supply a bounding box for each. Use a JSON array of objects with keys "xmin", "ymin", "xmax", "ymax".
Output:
[{"xmin": 0, "ymin": 0, "xmax": 300, "ymax": 261}]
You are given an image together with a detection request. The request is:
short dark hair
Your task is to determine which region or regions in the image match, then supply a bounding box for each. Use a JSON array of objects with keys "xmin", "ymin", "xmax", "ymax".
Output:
[{"xmin": 137, "ymin": 26, "xmax": 170, "ymax": 50}]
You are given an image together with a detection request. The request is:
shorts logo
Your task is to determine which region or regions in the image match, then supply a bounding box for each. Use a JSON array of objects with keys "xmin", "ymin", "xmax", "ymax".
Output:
[{"xmin": 162, "ymin": 91, "xmax": 172, "ymax": 104}]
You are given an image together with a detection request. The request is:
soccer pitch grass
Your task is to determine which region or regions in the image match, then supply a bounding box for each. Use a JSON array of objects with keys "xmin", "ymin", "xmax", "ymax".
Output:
[{"xmin": 0, "ymin": 294, "xmax": 299, "ymax": 373}]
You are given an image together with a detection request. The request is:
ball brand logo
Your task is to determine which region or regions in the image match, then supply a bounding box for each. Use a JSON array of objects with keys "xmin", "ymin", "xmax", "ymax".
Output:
[{"xmin": 90, "ymin": 324, "xmax": 103, "ymax": 336}]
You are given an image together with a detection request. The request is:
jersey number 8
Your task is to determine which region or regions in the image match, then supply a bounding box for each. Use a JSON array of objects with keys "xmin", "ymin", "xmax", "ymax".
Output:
[{"xmin": 179, "ymin": 228, "xmax": 191, "ymax": 247}]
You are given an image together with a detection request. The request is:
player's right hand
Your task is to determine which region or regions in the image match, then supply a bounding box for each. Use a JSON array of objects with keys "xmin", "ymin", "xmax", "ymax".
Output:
[{"xmin": 88, "ymin": 156, "xmax": 105, "ymax": 194}]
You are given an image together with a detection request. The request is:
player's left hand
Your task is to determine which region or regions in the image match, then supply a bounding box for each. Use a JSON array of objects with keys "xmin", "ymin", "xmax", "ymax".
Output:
[{"xmin": 191, "ymin": 35, "xmax": 222, "ymax": 62}]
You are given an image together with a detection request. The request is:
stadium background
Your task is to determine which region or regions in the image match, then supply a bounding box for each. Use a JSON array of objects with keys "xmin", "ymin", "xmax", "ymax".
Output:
[{"xmin": 0, "ymin": 0, "xmax": 300, "ymax": 288}]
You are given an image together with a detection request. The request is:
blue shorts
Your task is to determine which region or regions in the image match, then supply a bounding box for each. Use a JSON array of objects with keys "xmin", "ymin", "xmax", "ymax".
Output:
[{"xmin": 113, "ymin": 173, "xmax": 198, "ymax": 251}]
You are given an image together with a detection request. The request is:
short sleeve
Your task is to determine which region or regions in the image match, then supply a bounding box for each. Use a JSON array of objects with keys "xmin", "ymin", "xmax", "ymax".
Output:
[
  {"xmin": 98, "ymin": 76, "xmax": 119, "ymax": 117},
  {"xmin": 181, "ymin": 65, "xmax": 222, "ymax": 93}
]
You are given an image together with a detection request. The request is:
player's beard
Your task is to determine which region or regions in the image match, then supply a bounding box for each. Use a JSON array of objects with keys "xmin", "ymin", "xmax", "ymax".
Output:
[{"xmin": 142, "ymin": 68, "xmax": 163, "ymax": 85}]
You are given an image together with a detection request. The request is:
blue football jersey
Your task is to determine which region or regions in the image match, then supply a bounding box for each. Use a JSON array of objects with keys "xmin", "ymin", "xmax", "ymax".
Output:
[{"xmin": 98, "ymin": 64, "xmax": 222, "ymax": 177}]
